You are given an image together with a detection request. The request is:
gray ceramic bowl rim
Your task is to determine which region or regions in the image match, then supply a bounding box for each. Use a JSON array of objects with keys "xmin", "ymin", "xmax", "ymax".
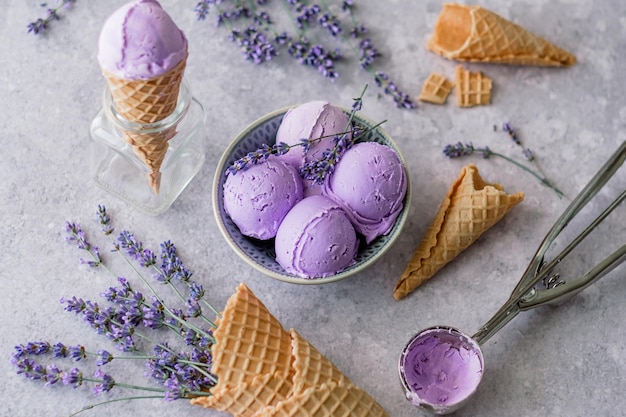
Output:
[{"xmin": 212, "ymin": 105, "xmax": 412, "ymax": 284}]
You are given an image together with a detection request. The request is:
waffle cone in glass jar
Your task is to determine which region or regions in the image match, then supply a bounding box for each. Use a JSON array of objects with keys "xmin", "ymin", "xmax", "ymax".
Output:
[{"xmin": 102, "ymin": 55, "xmax": 187, "ymax": 194}]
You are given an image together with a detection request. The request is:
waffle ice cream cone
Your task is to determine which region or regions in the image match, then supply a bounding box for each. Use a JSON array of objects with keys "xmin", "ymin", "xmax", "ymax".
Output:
[
  {"xmin": 102, "ymin": 55, "xmax": 187, "ymax": 194},
  {"xmin": 191, "ymin": 283, "xmax": 389, "ymax": 417},
  {"xmin": 207, "ymin": 283, "xmax": 294, "ymax": 391},
  {"xmin": 427, "ymin": 3, "xmax": 576, "ymax": 66},
  {"xmin": 418, "ymin": 72, "xmax": 455, "ymax": 104},
  {"xmin": 455, "ymin": 65, "xmax": 492, "ymax": 107},
  {"xmin": 394, "ymin": 164, "xmax": 524, "ymax": 300},
  {"xmin": 290, "ymin": 329, "xmax": 346, "ymax": 392},
  {"xmin": 193, "ymin": 372, "xmax": 294, "ymax": 417},
  {"xmin": 253, "ymin": 382, "xmax": 388, "ymax": 417}
]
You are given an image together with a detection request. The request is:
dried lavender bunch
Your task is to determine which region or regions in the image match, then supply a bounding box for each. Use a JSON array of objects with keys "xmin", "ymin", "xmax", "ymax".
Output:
[
  {"xmin": 195, "ymin": 0, "xmax": 414, "ymax": 109},
  {"xmin": 11, "ymin": 206, "xmax": 217, "ymax": 415},
  {"xmin": 27, "ymin": 0, "xmax": 77, "ymax": 34},
  {"xmin": 443, "ymin": 142, "xmax": 565, "ymax": 198},
  {"xmin": 227, "ymin": 85, "xmax": 385, "ymax": 184}
]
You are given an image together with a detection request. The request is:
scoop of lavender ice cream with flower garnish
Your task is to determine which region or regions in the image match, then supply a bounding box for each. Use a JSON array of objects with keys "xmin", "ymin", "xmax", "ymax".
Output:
[
  {"xmin": 324, "ymin": 141, "xmax": 407, "ymax": 244},
  {"xmin": 274, "ymin": 100, "xmax": 352, "ymax": 196}
]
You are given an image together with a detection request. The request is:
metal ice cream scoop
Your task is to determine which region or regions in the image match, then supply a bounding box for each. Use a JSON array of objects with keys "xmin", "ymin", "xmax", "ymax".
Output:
[{"xmin": 399, "ymin": 140, "xmax": 626, "ymax": 415}]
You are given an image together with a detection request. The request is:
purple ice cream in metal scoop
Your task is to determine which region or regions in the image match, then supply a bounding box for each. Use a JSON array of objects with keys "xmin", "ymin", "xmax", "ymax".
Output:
[
  {"xmin": 275, "ymin": 195, "xmax": 358, "ymax": 278},
  {"xmin": 324, "ymin": 141, "xmax": 407, "ymax": 244},
  {"xmin": 399, "ymin": 326, "xmax": 483, "ymax": 415},
  {"xmin": 223, "ymin": 159, "xmax": 303, "ymax": 240}
]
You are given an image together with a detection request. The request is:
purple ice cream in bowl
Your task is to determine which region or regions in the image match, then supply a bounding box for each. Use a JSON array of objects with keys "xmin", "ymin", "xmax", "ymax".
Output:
[{"xmin": 212, "ymin": 102, "xmax": 411, "ymax": 284}]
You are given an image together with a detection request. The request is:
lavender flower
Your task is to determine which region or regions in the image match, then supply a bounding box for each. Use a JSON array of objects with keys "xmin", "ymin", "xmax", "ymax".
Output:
[
  {"xmin": 97, "ymin": 204, "xmax": 113, "ymax": 236},
  {"xmin": 357, "ymin": 38, "xmax": 380, "ymax": 69},
  {"xmin": 65, "ymin": 222, "xmax": 91, "ymax": 251},
  {"xmin": 318, "ymin": 12, "xmax": 342, "ymax": 37},
  {"xmin": 142, "ymin": 298, "xmax": 166, "ymax": 329},
  {"xmin": 164, "ymin": 376, "xmax": 183, "ymax": 401},
  {"xmin": 295, "ymin": 4, "xmax": 321, "ymax": 29},
  {"xmin": 229, "ymin": 26, "xmax": 278, "ymax": 64},
  {"xmin": 501, "ymin": 121, "xmax": 538, "ymax": 164},
  {"xmin": 96, "ymin": 350, "xmax": 114, "ymax": 366},
  {"xmin": 62, "ymin": 368, "xmax": 83, "ymax": 387},
  {"xmin": 93, "ymin": 369, "xmax": 115, "ymax": 394},
  {"xmin": 502, "ymin": 122, "xmax": 521, "ymax": 145},
  {"xmin": 68, "ymin": 345, "xmax": 87, "ymax": 361},
  {"xmin": 45, "ymin": 365, "xmax": 62, "ymax": 385},
  {"xmin": 375, "ymin": 72, "xmax": 416, "ymax": 109},
  {"xmin": 27, "ymin": 0, "xmax": 76, "ymax": 35},
  {"xmin": 443, "ymin": 142, "xmax": 491, "ymax": 159},
  {"xmin": 287, "ymin": 40, "xmax": 340, "ymax": 80}
]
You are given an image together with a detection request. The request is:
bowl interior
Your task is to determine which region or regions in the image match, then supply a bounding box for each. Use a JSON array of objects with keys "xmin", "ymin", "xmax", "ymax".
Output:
[{"xmin": 212, "ymin": 107, "xmax": 411, "ymax": 284}]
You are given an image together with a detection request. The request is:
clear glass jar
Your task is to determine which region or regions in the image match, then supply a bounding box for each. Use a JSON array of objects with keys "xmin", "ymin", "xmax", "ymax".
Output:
[{"xmin": 89, "ymin": 78, "xmax": 205, "ymax": 215}]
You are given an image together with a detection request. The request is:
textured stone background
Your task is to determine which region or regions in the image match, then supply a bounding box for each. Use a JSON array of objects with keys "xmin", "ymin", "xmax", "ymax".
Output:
[{"xmin": 1, "ymin": 1, "xmax": 624, "ymax": 416}]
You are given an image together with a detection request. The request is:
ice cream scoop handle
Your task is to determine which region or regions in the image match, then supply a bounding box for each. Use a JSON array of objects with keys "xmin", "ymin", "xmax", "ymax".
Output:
[
  {"xmin": 472, "ymin": 298, "xmax": 521, "ymax": 346},
  {"xmin": 472, "ymin": 141, "xmax": 626, "ymax": 346}
]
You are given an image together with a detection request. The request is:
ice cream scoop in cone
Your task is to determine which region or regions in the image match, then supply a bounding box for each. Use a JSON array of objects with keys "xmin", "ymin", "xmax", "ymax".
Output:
[
  {"xmin": 394, "ymin": 164, "xmax": 524, "ymax": 300},
  {"xmin": 427, "ymin": 3, "xmax": 576, "ymax": 66}
]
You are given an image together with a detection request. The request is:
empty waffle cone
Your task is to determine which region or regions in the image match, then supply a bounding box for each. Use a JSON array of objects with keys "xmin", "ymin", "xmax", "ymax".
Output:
[
  {"xmin": 208, "ymin": 283, "xmax": 294, "ymax": 394},
  {"xmin": 190, "ymin": 371, "xmax": 294, "ymax": 417},
  {"xmin": 253, "ymin": 382, "xmax": 388, "ymax": 417},
  {"xmin": 102, "ymin": 54, "xmax": 187, "ymax": 193},
  {"xmin": 394, "ymin": 164, "xmax": 524, "ymax": 300},
  {"xmin": 427, "ymin": 3, "xmax": 576, "ymax": 66}
]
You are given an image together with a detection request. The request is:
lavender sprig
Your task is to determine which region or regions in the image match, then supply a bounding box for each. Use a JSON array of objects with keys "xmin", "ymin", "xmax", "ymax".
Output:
[
  {"xmin": 443, "ymin": 142, "xmax": 565, "ymax": 198},
  {"xmin": 11, "ymin": 345, "xmax": 211, "ymax": 409},
  {"xmin": 500, "ymin": 121, "xmax": 556, "ymax": 182},
  {"xmin": 27, "ymin": 0, "xmax": 76, "ymax": 35}
]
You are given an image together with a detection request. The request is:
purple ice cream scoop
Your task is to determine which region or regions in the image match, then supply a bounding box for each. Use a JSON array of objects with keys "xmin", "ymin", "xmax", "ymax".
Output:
[
  {"xmin": 324, "ymin": 141, "xmax": 407, "ymax": 244},
  {"xmin": 223, "ymin": 159, "xmax": 303, "ymax": 240},
  {"xmin": 275, "ymin": 195, "xmax": 358, "ymax": 278},
  {"xmin": 275, "ymin": 101, "xmax": 351, "ymax": 197},
  {"xmin": 97, "ymin": 0, "xmax": 188, "ymax": 80}
]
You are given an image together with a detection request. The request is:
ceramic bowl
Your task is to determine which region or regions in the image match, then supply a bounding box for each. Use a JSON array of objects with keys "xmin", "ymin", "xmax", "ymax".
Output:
[{"xmin": 212, "ymin": 106, "xmax": 411, "ymax": 284}]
